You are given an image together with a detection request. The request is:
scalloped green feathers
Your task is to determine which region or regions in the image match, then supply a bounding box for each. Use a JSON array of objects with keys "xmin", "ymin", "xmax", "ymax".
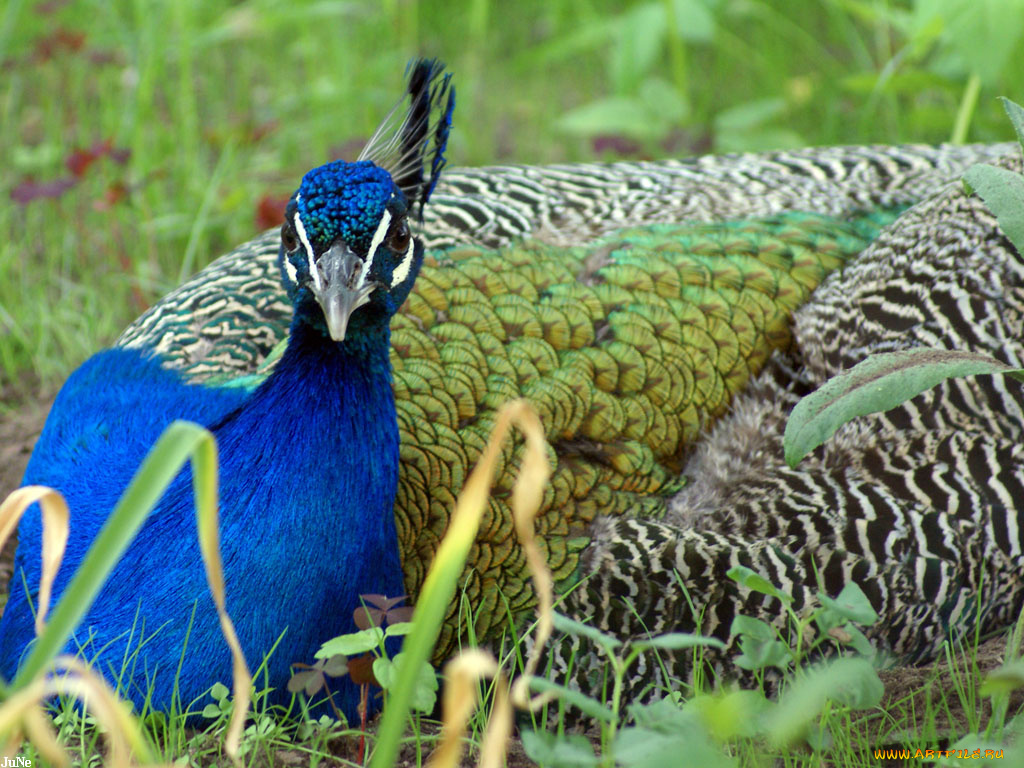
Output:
[{"xmin": 384, "ymin": 210, "xmax": 900, "ymax": 653}]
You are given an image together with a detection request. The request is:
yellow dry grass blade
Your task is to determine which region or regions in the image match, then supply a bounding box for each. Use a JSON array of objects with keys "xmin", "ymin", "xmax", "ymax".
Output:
[
  {"xmin": 0, "ymin": 486, "xmax": 69, "ymax": 638},
  {"xmin": 427, "ymin": 650, "xmax": 512, "ymax": 768},
  {"xmin": 370, "ymin": 399, "xmax": 551, "ymax": 768},
  {"xmin": 0, "ymin": 656, "xmax": 171, "ymax": 767},
  {"xmin": 424, "ymin": 393, "xmax": 562, "ymax": 767},
  {"xmin": 192, "ymin": 434, "xmax": 250, "ymax": 762}
]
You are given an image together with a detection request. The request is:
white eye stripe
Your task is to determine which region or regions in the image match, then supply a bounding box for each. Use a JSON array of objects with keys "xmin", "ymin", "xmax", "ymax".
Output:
[
  {"xmin": 283, "ymin": 255, "xmax": 298, "ymax": 285},
  {"xmin": 292, "ymin": 202, "xmax": 320, "ymax": 292},
  {"xmin": 364, "ymin": 209, "xmax": 393, "ymax": 285},
  {"xmin": 391, "ymin": 237, "xmax": 416, "ymax": 286}
]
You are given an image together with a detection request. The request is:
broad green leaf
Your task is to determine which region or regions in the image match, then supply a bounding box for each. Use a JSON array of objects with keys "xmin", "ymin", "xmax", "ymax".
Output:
[
  {"xmin": 726, "ymin": 565, "xmax": 794, "ymax": 603},
  {"xmin": 209, "ymin": 682, "xmax": 230, "ymax": 702},
  {"xmin": 639, "ymin": 77, "xmax": 689, "ymax": 124},
  {"xmin": 730, "ymin": 614, "xmax": 777, "ymax": 642},
  {"xmin": 765, "ymin": 658, "xmax": 883, "ymax": 745},
  {"xmin": 687, "ymin": 689, "xmax": 771, "ymax": 741},
  {"xmin": 938, "ymin": 735, "xmax": 1015, "ymax": 765},
  {"xmin": 735, "ymin": 636, "xmax": 791, "ymax": 671},
  {"xmin": 1002, "ymin": 98, "xmax": 1024, "ymax": 149},
  {"xmin": 668, "ymin": 0, "xmax": 718, "ymax": 42},
  {"xmin": 611, "ymin": 3, "xmax": 665, "ymax": 94},
  {"xmin": 521, "ymin": 729, "xmax": 600, "ymax": 768},
  {"xmin": 315, "ymin": 627, "xmax": 384, "ymax": 657},
  {"xmin": 981, "ymin": 660, "xmax": 1024, "ymax": 696},
  {"xmin": 555, "ymin": 97, "xmax": 663, "ymax": 140},
  {"xmin": 964, "ymin": 163, "xmax": 1024, "ymax": 257},
  {"xmin": 614, "ymin": 722, "xmax": 734, "ymax": 768},
  {"xmin": 373, "ymin": 653, "xmax": 437, "ymax": 713},
  {"xmin": 384, "ymin": 621, "xmax": 413, "ymax": 638},
  {"xmin": 628, "ymin": 696, "xmax": 693, "ymax": 730},
  {"xmin": 912, "ymin": 0, "xmax": 1024, "ymax": 84},
  {"xmin": 817, "ymin": 582, "xmax": 879, "ymax": 626},
  {"xmin": 784, "ymin": 348, "xmax": 1024, "ymax": 467},
  {"xmin": 843, "ymin": 624, "xmax": 876, "ymax": 657}
]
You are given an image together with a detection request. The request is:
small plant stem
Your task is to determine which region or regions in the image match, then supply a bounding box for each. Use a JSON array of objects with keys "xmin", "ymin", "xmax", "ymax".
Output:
[
  {"xmin": 359, "ymin": 683, "xmax": 369, "ymax": 764},
  {"xmin": 603, "ymin": 655, "xmax": 629, "ymax": 766},
  {"xmin": 951, "ymin": 73, "xmax": 982, "ymax": 145}
]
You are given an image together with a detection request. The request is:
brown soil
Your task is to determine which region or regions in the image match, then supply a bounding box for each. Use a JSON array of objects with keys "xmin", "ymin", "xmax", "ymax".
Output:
[{"xmin": 0, "ymin": 392, "xmax": 52, "ymax": 593}]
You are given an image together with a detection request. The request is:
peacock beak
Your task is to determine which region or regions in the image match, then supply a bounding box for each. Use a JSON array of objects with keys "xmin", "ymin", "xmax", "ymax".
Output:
[{"xmin": 311, "ymin": 242, "xmax": 371, "ymax": 342}]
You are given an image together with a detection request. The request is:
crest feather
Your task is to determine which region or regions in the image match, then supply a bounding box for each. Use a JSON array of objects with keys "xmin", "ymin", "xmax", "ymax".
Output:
[{"xmin": 358, "ymin": 58, "xmax": 455, "ymax": 219}]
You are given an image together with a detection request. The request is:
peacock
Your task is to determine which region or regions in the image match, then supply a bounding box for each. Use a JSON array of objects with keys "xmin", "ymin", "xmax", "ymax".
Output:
[
  {"xmin": 110, "ymin": 136, "xmax": 1020, "ymax": 668},
  {"xmin": 2, "ymin": 54, "xmax": 1022, "ymax": 721}
]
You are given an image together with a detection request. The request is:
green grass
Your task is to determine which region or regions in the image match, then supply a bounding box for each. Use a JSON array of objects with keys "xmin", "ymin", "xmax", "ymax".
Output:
[{"xmin": 1, "ymin": 0, "xmax": 1022, "ymax": 393}]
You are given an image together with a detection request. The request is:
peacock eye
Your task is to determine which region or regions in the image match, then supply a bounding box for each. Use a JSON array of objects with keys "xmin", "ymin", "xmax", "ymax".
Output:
[
  {"xmin": 387, "ymin": 219, "xmax": 411, "ymax": 252},
  {"xmin": 281, "ymin": 223, "xmax": 299, "ymax": 253}
]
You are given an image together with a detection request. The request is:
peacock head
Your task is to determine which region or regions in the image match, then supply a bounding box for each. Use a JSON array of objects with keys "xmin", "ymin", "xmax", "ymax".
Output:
[{"xmin": 278, "ymin": 59, "xmax": 454, "ymax": 343}]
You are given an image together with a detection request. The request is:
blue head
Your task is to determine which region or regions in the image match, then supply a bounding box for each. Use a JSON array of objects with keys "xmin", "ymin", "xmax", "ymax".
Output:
[{"xmin": 278, "ymin": 59, "xmax": 454, "ymax": 345}]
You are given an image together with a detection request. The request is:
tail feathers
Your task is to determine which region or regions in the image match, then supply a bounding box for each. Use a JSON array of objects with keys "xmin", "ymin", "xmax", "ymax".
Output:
[{"xmin": 359, "ymin": 58, "xmax": 455, "ymax": 218}]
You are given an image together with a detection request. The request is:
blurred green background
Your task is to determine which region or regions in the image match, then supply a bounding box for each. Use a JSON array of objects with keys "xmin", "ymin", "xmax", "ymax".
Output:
[{"xmin": 1, "ymin": 0, "xmax": 1021, "ymax": 396}]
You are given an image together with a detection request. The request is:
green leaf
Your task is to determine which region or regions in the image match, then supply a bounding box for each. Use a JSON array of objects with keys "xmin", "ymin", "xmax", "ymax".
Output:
[
  {"xmin": 372, "ymin": 657, "xmax": 394, "ymax": 689},
  {"xmin": 632, "ymin": 632, "xmax": 726, "ymax": 652},
  {"xmin": 765, "ymin": 658, "xmax": 883, "ymax": 745},
  {"xmin": 521, "ymin": 729, "xmax": 600, "ymax": 768},
  {"xmin": 210, "ymin": 681, "xmax": 230, "ymax": 702},
  {"xmin": 912, "ymin": 0, "xmax": 1024, "ymax": 84},
  {"xmin": 843, "ymin": 624, "xmax": 876, "ymax": 657},
  {"xmin": 981, "ymin": 660, "xmax": 1024, "ymax": 696},
  {"xmin": 315, "ymin": 627, "xmax": 384, "ymax": 658},
  {"xmin": 730, "ymin": 614, "xmax": 777, "ymax": 642},
  {"xmin": 628, "ymin": 697, "xmax": 693, "ymax": 730},
  {"xmin": 372, "ymin": 653, "xmax": 437, "ymax": 713},
  {"xmin": 938, "ymin": 735, "xmax": 1014, "ymax": 765},
  {"xmin": 384, "ymin": 621, "xmax": 413, "ymax": 638},
  {"xmin": 817, "ymin": 582, "xmax": 879, "ymax": 626},
  {"xmin": 555, "ymin": 97, "xmax": 663, "ymax": 140},
  {"xmin": 964, "ymin": 163, "xmax": 1024, "ymax": 257},
  {"xmin": 735, "ymin": 636, "xmax": 791, "ymax": 671},
  {"xmin": 321, "ymin": 655, "xmax": 349, "ymax": 677},
  {"xmin": 714, "ymin": 97, "xmax": 787, "ymax": 131},
  {"xmin": 668, "ymin": 0, "xmax": 718, "ymax": 42},
  {"xmin": 614, "ymin": 722, "xmax": 735, "ymax": 768},
  {"xmin": 1001, "ymin": 98, "xmax": 1024, "ymax": 149},
  {"xmin": 639, "ymin": 77, "xmax": 689, "ymax": 124},
  {"xmin": 687, "ymin": 689, "xmax": 771, "ymax": 741},
  {"xmin": 784, "ymin": 348, "xmax": 1024, "ymax": 467},
  {"xmin": 726, "ymin": 566, "xmax": 794, "ymax": 603},
  {"xmin": 611, "ymin": 3, "xmax": 666, "ymax": 94}
]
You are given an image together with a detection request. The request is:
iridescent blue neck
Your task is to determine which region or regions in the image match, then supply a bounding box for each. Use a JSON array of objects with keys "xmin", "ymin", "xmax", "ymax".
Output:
[{"xmin": 212, "ymin": 316, "xmax": 404, "ymax": 714}]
